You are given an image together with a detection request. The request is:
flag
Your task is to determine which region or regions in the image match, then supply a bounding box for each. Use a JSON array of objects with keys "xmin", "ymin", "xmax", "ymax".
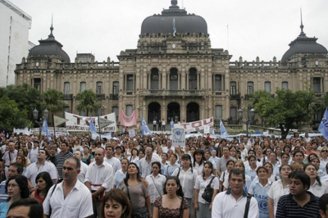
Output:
[
  {"xmin": 42, "ymin": 119, "xmax": 50, "ymax": 139},
  {"xmin": 172, "ymin": 18, "xmax": 177, "ymax": 36},
  {"xmin": 220, "ymin": 120, "xmax": 228, "ymax": 137},
  {"xmin": 319, "ymin": 108, "xmax": 328, "ymax": 140},
  {"xmin": 141, "ymin": 118, "xmax": 151, "ymax": 136},
  {"xmin": 89, "ymin": 118, "xmax": 97, "ymax": 134},
  {"xmin": 53, "ymin": 115, "xmax": 68, "ymax": 127}
]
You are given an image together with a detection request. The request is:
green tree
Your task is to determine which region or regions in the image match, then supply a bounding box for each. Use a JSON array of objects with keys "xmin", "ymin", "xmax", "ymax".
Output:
[
  {"xmin": 75, "ymin": 90, "xmax": 101, "ymax": 116},
  {"xmin": 43, "ymin": 89, "xmax": 66, "ymax": 124},
  {"xmin": 252, "ymin": 89, "xmax": 316, "ymax": 139},
  {"xmin": 0, "ymin": 97, "xmax": 32, "ymax": 131},
  {"xmin": 4, "ymin": 84, "xmax": 42, "ymax": 118}
]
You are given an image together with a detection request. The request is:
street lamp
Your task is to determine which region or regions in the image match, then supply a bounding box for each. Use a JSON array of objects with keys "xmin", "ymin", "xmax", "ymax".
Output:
[
  {"xmin": 33, "ymin": 108, "xmax": 49, "ymax": 139},
  {"xmin": 238, "ymin": 107, "xmax": 255, "ymax": 137}
]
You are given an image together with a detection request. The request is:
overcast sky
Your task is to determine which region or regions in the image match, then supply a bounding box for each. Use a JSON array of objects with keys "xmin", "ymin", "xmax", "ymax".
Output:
[{"xmin": 9, "ymin": 0, "xmax": 328, "ymax": 62}]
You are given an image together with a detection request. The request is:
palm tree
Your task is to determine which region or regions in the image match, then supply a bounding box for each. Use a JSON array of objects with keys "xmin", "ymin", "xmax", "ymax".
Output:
[
  {"xmin": 75, "ymin": 90, "xmax": 101, "ymax": 116},
  {"xmin": 43, "ymin": 89, "xmax": 66, "ymax": 125}
]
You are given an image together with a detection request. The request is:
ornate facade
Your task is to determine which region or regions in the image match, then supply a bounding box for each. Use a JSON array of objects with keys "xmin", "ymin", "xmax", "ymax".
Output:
[{"xmin": 15, "ymin": 0, "xmax": 328, "ymax": 127}]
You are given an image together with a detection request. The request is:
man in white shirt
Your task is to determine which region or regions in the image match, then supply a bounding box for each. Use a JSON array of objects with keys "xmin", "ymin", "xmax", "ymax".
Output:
[
  {"xmin": 104, "ymin": 144, "xmax": 121, "ymax": 173},
  {"xmin": 28, "ymin": 140, "xmax": 40, "ymax": 163},
  {"xmin": 2, "ymin": 140, "xmax": 17, "ymax": 167},
  {"xmin": 43, "ymin": 157, "xmax": 93, "ymax": 218},
  {"xmin": 24, "ymin": 149, "xmax": 58, "ymax": 188},
  {"xmin": 85, "ymin": 147, "xmax": 114, "ymax": 217},
  {"xmin": 212, "ymin": 168, "xmax": 259, "ymax": 218},
  {"xmin": 139, "ymin": 145, "xmax": 160, "ymax": 178}
]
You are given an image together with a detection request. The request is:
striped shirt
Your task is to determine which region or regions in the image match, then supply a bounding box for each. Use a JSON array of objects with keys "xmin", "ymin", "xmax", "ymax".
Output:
[
  {"xmin": 55, "ymin": 151, "xmax": 73, "ymax": 179},
  {"xmin": 276, "ymin": 192, "xmax": 320, "ymax": 218}
]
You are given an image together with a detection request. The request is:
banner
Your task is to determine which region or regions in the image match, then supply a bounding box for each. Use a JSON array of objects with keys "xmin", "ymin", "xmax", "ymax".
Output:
[
  {"xmin": 141, "ymin": 118, "xmax": 151, "ymax": 136},
  {"xmin": 119, "ymin": 110, "xmax": 137, "ymax": 127},
  {"xmin": 172, "ymin": 128, "xmax": 185, "ymax": 147},
  {"xmin": 65, "ymin": 112, "xmax": 117, "ymax": 132},
  {"xmin": 174, "ymin": 117, "xmax": 214, "ymax": 133}
]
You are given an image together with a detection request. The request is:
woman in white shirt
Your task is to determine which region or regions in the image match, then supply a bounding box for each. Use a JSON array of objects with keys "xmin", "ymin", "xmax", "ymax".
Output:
[
  {"xmin": 194, "ymin": 161, "xmax": 220, "ymax": 218},
  {"xmin": 145, "ymin": 161, "xmax": 166, "ymax": 216},
  {"xmin": 304, "ymin": 163, "xmax": 328, "ymax": 197},
  {"xmin": 267, "ymin": 164, "xmax": 292, "ymax": 218}
]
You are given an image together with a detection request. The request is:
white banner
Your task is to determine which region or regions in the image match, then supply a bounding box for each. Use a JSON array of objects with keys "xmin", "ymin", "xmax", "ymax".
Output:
[
  {"xmin": 65, "ymin": 112, "xmax": 117, "ymax": 132},
  {"xmin": 172, "ymin": 128, "xmax": 185, "ymax": 147},
  {"xmin": 174, "ymin": 117, "xmax": 214, "ymax": 133}
]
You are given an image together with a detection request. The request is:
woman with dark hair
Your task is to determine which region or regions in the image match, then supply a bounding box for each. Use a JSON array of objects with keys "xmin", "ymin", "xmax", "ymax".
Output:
[
  {"xmin": 145, "ymin": 161, "xmax": 166, "ymax": 216},
  {"xmin": 30, "ymin": 172, "xmax": 53, "ymax": 204},
  {"xmin": 153, "ymin": 176, "xmax": 189, "ymax": 218},
  {"xmin": 129, "ymin": 148, "xmax": 140, "ymax": 166},
  {"xmin": 194, "ymin": 161, "xmax": 219, "ymax": 218},
  {"xmin": 304, "ymin": 163, "xmax": 328, "ymax": 197},
  {"xmin": 193, "ymin": 149, "xmax": 205, "ymax": 175},
  {"xmin": 119, "ymin": 162, "xmax": 151, "ymax": 218},
  {"xmin": 102, "ymin": 188, "xmax": 131, "ymax": 218},
  {"xmin": 0, "ymin": 175, "xmax": 29, "ymax": 218}
]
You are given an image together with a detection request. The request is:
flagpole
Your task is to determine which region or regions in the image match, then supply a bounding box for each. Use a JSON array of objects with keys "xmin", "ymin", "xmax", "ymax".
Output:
[
  {"xmin": 98, "ymin": 113, "xmax": 102, "ymax": 141},
  {"xmin": 53, "ymin": 114, "xmax": 57, "ymax": 143}
]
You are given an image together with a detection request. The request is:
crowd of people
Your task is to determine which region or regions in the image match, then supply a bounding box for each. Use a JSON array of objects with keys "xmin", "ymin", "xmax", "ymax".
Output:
[{"xmin": 1, "ymin": 131, "xmax": 328, "ymax": 217}]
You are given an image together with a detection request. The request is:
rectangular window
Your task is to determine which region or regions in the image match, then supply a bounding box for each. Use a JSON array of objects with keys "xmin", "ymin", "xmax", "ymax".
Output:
[
  {"xmin": 64, "ymin": 82, "xmax": 70, "ymax": 94},
  {"xmin": 112, "ymin": 106, "xmax": 119, "ymax": 121},
  {"xmin": 113, "ymin": 81, "xmax": 119, "ymax": 95},
  {"xmin": 80, "ymin": 82, "xmax": 86, "ymax": 93},
  {"xmin": 126, "ymin": 105, "xmax": 133, "ymax": 116},
  {"xmin": 214, "ymin": 75, "xmax": 222, "ymax": 91},
  {"xmin": 33, "ymin": 78, "xmax": 41, "ymax": 91},
  {"xmin": 247, "ymin": 81, "xmax": 254, "ymax": 95},
  {"xmin": 126, "ymin": 75, "xmax": 133, "ymax": 91},
  {"xmin": 230, "ymin": 81, "xmax": 237, "ymax": 95},
  {"xmin": 312, "ymin": 77, "xmax": 321, "ymax": 93},
  {"xmin": 282, "ymin": 81, "xmax": 288, "ymax": 90},
  {"xmin": 264, "ymin": 81, "xmax": 271, "ymax": 93},
  {"xmin": 96, "ymin": 82, "xmax": 102, "ymax": 94}
]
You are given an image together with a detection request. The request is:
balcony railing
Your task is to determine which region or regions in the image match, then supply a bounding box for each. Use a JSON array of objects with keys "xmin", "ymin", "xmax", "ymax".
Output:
[
  {"xmin": 96, "ymin": 94, "xmax": 105, "ymax": 100},
  {"xmin": 140, "ymin": 89, "xmax": 206, "ymax": 97},
  {"xmin": 109, "ymin": 94, "xmax": 119, "ymax": 100},
  {"xmin": 63, "ymin": 94, "xmax": 73, "ymax": 100}
]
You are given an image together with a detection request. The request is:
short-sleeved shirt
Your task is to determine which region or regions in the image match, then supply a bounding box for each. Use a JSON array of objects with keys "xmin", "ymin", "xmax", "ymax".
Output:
[
  {"xmin": 43, "ymin": 180, "xmax": 93, "ymax": 218},
  {"xmin": 145, "ymin": 174, "xmax": 166, "ymax": 203},
  {"xmin": 194, "ymin": 175, "xmax": 220, "ymax": 204},
  {"xmin": 248, "ymin": 180, "xmax": 272, "ymax": 218},
  {"xmin": 154, "ymin": 196, "xmax": 189, "ymax": 218},
  {"xmin": 267, "ymin": 180, "xmax": 289, "ymax": 216},
  {"xmin": 276, "ymin": 192, "xmax": 320, "ymax": 218},
  {"xmin": 24, "ymin": 161, "xmax": 58, "ymax": 187},
  {"xmin": 84, "ymin": 161, "xmax": 114, "ymax": 191}
]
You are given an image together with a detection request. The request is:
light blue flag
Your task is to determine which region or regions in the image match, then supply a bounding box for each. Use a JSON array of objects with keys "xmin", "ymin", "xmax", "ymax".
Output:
[
  {"xmin": 41, "ymin": 119, "xmax": 50, "ymax": 139},
  {"xmin": 220, "ymin": 120, "xmax": 228, "ymax": 137},
  {"xmin": 319, "ymin": 108, "xmax": 328, "ymax": 140},
  {"xmin": 89, "ymin": 118, "xmax": 97, "ymax": 134},
  {"xmin": 141, "ymin": 118, "xmax": 151, "ymax": 136}
]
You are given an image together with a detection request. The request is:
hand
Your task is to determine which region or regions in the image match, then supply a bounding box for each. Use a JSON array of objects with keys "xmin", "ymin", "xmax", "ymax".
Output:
[{"xmin": 194, "ymin": 202, "xmax": 198, "ymax": 209}]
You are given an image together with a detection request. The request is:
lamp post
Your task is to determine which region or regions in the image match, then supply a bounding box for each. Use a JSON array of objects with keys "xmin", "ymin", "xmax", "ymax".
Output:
[
  {"xmin": 33, "ymin": 108, "xmax": 49, "ymax": 139},
  {"xmin": 238, "ymin": 107, "xmax": 255, "ymax": 137}
]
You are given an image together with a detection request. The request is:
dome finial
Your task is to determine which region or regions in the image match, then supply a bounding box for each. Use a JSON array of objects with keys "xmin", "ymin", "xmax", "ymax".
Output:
[
  {"xmin": 299, "ymin": 8, "xmax": 306, "ymax": 37},
  {"xmin": 48, "ymin": 15, "xmax": 55, "ymax": 39},
  {"xmin": 171, "ymin": 0, "xmax": 178, "ymax": 6}
]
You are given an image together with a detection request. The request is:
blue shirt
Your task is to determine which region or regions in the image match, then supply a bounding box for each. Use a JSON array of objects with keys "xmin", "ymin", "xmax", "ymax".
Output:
[{"xmin": 249, "ymin": 181, "xmax": 272, "ymax": 218}]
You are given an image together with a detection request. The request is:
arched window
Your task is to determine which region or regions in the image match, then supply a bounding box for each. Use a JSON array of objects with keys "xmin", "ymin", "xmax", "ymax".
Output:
[
  {"xmin": 214, "ymin": 74, "xmax": 222, "ymax": 91},
  {"xmin": 189, "ymin": 68, "xmax": 197, "ymax": 90},
  {"xmin": 113, "ymin": 81, "xmax": 119, "ymax": 95},
  {"xmin": 169, "ymin": 68, "xmax": 178, "ymax": 90},
  {"xmin": 64, "ymin": 82, "xmax": 70, "ymax": 94},
  {"xmin": 96, "ymin": 81, "xmax": 102, "ymax": 94},
  {"xmin": 150, "ymin": 68, "xmax": 159, "ymax": 90},
  {"xmin": 230, "ymin": 81, "xmax": 237, "ymax": 95},
  {"xmin": 282, "ymin": 81, "xmax": 288, "ymax": 90},
  {"xmin": 80, "ymin": 82, "xmax": 86, "ymax": 93}
]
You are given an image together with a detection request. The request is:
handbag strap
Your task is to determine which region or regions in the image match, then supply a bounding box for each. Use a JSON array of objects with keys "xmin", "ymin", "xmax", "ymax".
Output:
[
  {"xmin": 206, "ymin": 176, "xmax": 215, "ymax": 188},
  {"xmin": 179, "ymin": 197, "xmax": 184, "ymax": 218},
  {"xmin": 48, "ymin": 182, "xmax": 58, "ymax": 216},
  {"xmin": 151, "ymin": 175, "xmax": 162, "ymax": 197},
  {"xmin": 243, "ymin": 194, "xmax": 252, "ymax": 218}
]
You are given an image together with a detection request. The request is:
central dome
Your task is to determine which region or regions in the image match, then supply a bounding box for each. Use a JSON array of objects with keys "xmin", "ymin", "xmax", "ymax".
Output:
[{"xmin": 141, "ymin": 0, "xmax": 208, "ymax": 35}]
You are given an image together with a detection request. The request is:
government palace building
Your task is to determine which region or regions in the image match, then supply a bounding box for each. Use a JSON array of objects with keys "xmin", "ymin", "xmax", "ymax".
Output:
[{"xmin": 14, "ymin": 0, "xmax": 328, "ymax": 127}]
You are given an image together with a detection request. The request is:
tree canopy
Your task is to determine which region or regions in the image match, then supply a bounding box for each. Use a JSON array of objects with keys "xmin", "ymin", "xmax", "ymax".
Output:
[
  {"xmin": 75, "ymin": 90, "xmax": 101, "ymax": 116},
  {"xmin": 251, "ymin": 89, "xmax": 316, "ymax": 138}
]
